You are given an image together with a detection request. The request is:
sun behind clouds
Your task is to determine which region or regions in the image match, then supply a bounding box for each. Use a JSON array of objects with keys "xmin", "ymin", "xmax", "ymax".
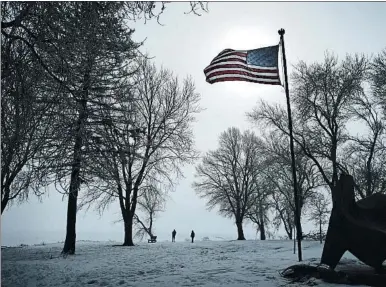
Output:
[{"xmin": 219, "ymin": 26, "xmax": 278, "ymax": 51}]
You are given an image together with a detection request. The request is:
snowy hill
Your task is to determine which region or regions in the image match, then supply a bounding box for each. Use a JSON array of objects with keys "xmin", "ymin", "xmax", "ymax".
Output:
[{"xmin": 1, "ymin": 240, "xmax": 367, "ymax": 287}]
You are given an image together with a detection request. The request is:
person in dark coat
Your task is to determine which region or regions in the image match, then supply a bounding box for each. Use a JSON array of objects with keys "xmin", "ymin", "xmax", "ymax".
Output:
[
  {"xmin": 191, "ymin": 230, "xmax": 195, "ymax": 243},
  {"xmin": 172, "ymin": 229, "xmax": 177, "ymax": 242}
]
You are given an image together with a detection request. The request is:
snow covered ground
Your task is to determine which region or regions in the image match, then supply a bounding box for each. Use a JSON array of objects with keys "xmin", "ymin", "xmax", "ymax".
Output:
[{"xmin": 2, "ymin": 240, "xmax": 369, "ymax": 287}]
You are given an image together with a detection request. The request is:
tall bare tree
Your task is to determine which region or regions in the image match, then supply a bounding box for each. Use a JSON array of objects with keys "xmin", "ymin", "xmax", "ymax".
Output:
[
  {"xmin": 56, "ymin": 3, "xmax": 139, "ymax": 255},
  {"xmin": 258, "ymin": 131, "xmax": 323, "ymax": 239},
  {"xmin": 342, "ymin": 48, "xmax": 386, "ymax": 198},
  {"xmin": 248, "ymin": 53, "xmax": 368, "ymax": 201},
  {"xmin": 1, "ymin": 25, "xmax": 54, "ymax": 213},
  {"xmin": 1, "ymin": 1, "xmax": 207, "ymax": 254},
  {"xmin": 2, "ymin": 1, "xmax": 142, "ymax": 255},
  {"xmin": 270, "ymin": 189, "xmax": 294, "ymax": 240},
  {"xmin": 245, "ymin": 185, "xmax": 271, "ymax": 240},
  {"xmin": 371, "ymin": 49, "xmax": 386, "ymax": 111},
  {"xmin": 80, "ymin": 58, "xmax": 201, "ymax": 246},
  {"xmin": 342, "ymin": 91, "xmax": 386, "ymax": 198},
  {"xmin": 193, "ymin": 128, "xmax": 265, "ymax": 240}
]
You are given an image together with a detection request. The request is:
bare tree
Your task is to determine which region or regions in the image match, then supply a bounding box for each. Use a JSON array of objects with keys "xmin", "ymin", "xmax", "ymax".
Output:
[
  {"xmin": 193, "ymin": 128, "xmax": 265, "ymax": 240},
  {"xmin": 57, "ymin": 3, "xmax": 139, "ymax": 255},
  {"xmin": 245, "ymin": 186, "xmax": 271, "ymax": 240},
  {"xmin": 371, "ymin": 49, "xmax": 386, "ymax": 112},
  {"xmin": 270, "ymin": 189, "xmax": 294, "ymax": 240},
  {"xmin": 259, "ymin": 131, "xmax": 323, "ymax": 239},
  {"xmin": 248, "ymin": 53, "xmax": 368, "ymax": 201},
  {"xmin": 80, "ymin": 58, "xmax": 201, "ymax": 246},
  {"xmin": 2, "ymin": 1, "xmax": 142, "ymax": 255},
  {"xmin": 1, "ymin": 29, "xmax": 54, "ymax": 213},
  {"xmin": 133, "ymin": 181, "xmax": 167, "ymax": 241},
  {"xmin": 345, "ymin": 48, "xmax": 386, "ymax": 198},
  {"xmin": 343, "ymin": 91, "xmax": 386, "ymax": 198},
  {"xmin": 1, "ymin": 1, "xmax": 207, "ymax": 254},
  {"xmin": 308, "ymin": 191, "xmax": 330, "ymax": 244}
]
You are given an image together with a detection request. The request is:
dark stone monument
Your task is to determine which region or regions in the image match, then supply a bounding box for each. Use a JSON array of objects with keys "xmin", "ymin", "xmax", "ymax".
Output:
[{"xmin": 321, "ymin": 174, "xmax": 386, "ymax": 273}]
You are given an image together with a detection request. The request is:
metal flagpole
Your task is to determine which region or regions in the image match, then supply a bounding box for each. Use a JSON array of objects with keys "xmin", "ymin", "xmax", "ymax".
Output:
[{"xmin": 278, "ymin": 28, "xmax": 303, "ymax": 262}]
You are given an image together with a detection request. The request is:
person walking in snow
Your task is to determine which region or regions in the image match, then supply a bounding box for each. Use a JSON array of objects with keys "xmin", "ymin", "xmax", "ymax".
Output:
[
  {"xmin": 191, "ymin": 230, "xmax": 195, "ymax": 243},
  {"xmin": 172, "ymin": 229, "xmax": 177, "ymax": 242}
]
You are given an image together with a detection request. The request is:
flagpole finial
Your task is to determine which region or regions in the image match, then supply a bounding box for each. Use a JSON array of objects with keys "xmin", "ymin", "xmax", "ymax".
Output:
[{"xmin": 278, "ymin": 28, "xmax": 285, "ymax": 36}]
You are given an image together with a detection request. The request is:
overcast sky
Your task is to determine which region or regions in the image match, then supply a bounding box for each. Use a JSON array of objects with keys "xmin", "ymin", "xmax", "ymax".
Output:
[{"xmin": 2, "ymin": 1, "xmax": 386, "ymax": 246}]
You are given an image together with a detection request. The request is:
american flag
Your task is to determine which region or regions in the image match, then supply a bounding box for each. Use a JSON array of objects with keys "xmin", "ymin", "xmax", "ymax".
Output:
[{"xmin": 204, "ymin": 45, "xmax": 281, "ymax": 85}]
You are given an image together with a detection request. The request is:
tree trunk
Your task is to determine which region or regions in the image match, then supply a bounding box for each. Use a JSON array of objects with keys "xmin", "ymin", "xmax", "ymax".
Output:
[
  {"xmin": 331, "ymin": 142, "xmax": 339, "ymax": 202},
  {"xmin": 319, "ymin": 218, "xmax": 323, "ymax": 244},
  {"xmin": 1, "ymin": 187, "xmax": 10, "ymax": 214},
  {"xmin": 62, "ymin": 182, "xmax": 78, "ymax": 254},
  {"xmin": 258, "ymin": 201, "xmax": 266, "ymax": 240},
  {"xmin": 62, "ymin": 68, "xmax": 90, "ymax": 254},
  {"xmin": 62, "ymin": 99, "xmax": 86, "ymax": 254},
  {"xmin": 134, "ymin": 214, "xmax": 152, "ymax": 238},
  {"xmin": 259, "ymin": 222, "xmax": 266, "ymax": 240},
  {"xmin": 298, "ymin": 217, "xmax": 303, "ymax": 240},
  {"xmin": 1, "ymin": 198, "xmax": 8, "ymax": 214},
  {"xmin": 123, "ymin": 212, "xmax": 134, "ymax": 246},
  {"xmin": 366, "ymin": 134, "xmax": 377, "ymax": 197},
  {"xmin": 236, "ymin": 221, "xmax": 246, "ymax": 240},
  {"xmin": 286, "ymin": 222, "xmax": 293, "ymax": 240}
]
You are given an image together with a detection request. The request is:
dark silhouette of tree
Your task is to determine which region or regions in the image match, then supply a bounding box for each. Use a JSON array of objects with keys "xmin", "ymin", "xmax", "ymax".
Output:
[
  {"xmin": 245, "ymin": 185, "xmax": 271, "ymax": 240},
  {"xmin": 2, "ymin": 2, "xmax": 140, "ymax": 254},
  {"xmin": 258, "ymin": 131, "xmax": 323, "ymax": 240},
  {"xmin": 371, "ymin": 49, "xmax": 386, "ymax": 111},
  {"xmin": 49, "ymin": 3, "xmax": 139, "ymax": 255},
  {"xmin": 1, "ymin": 0, "xmax": 207, "ymax": 253},
  {"xmin": 342, "ymin": 91, "xmax": 386, "ymax": 198},
  {"xmin": 248, "ymin": 53, "xmax": 368, "ymax": 201},
  {"xmin": 1, "ymin": 29, "xmax": 55, "ymax": 213},
  {"xmin": 193, "ymin": 127, "xmax": 265, "ymax": 240},
  {"xmin": 271, "ymin": 189, "xmax": 294, "ymax": 240},
  {"xmin": 79, "ymin": 58, "xmax": 200, "ymax": 246}
]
